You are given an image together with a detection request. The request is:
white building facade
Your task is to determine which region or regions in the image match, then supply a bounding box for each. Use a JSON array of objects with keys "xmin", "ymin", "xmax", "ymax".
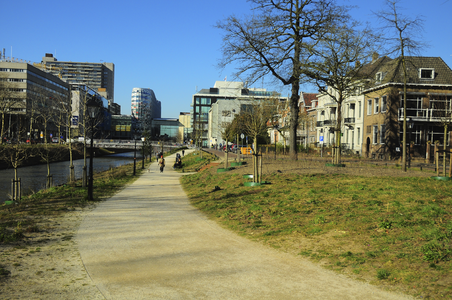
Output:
[{"xmin": 315, "ymin": 89, "xmax": 365, "ymax": 155}]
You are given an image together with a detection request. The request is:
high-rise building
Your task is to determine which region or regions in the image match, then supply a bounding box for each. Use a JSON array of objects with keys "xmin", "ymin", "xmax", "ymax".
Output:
[
  {"xmin": 36, "ymin": 53, "xmax": 115, "ymax": 103},
  {"xmin": 131, "ymin": 88, "xmax": 161, "ymax": 132}
]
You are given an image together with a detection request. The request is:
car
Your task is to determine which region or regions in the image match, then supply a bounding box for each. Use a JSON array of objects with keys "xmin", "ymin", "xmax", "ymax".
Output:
[{"xmin": 52, "ymin": 137, "xmax": 59, "ymax": 143}]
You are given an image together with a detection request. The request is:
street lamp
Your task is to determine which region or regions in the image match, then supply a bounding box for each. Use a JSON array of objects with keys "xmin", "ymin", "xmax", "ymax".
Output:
[
  {"xmin": 86, "ymin": 96, "xmax": 101, "ymax": 201},
  {"xmin": 133, "ymin": 128, "xmax": 138, "ymax": 176},
  {"xmin": 141, "ymin": 136, "xmax": 145, "ymax": 169},
  {"xmin": 407, "ymin": 117, "xmax": 414, "ymax": 168}
]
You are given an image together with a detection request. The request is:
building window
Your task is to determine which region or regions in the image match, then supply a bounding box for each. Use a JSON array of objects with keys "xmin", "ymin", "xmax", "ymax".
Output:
[
  {"xmin": 367, "ymin": 99, "xmax": 372, "ymax": 115},
  {"xmin": 381, "ymin": 96, "xmax": 387, "ymax": 113},
  {"xmin": 419, "ymin": 68, "xmax": 434, "ymax": 79},
  {"xmin": 358, "ymin": 101, "xmax": 361, "ymax": 118},
  {"xmin": 373, "ymin": 125, "xmax": 378, "ymax": 144},
  {"xmin": 374, "ymin": 98, "xmax": 379, "ymax": 114},
  {"xmin": 376, "ymin": 72, "xmax": 383, "ymax": 83},
  {"xmin": 357, "ymin": 127, "xmax": 360, "ymax": 145},
  {"xmin": 380, "ymin": 124, "xmax": 386, "ymax": 144}
]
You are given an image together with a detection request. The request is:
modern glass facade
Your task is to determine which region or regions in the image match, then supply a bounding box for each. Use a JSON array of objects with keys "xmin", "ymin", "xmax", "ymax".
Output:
[{"xmin": 131, "ymin": 88, "xmax": 161, "ymax": 132}]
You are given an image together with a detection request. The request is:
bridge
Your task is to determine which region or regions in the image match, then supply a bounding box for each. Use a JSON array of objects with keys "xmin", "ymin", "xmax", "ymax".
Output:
[{"xmin": 91, "ymin": 140, "xmax": 185, "ymax": 151}]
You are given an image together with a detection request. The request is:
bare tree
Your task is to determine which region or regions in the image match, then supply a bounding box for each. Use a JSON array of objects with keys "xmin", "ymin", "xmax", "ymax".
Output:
[
  {"xmin": 54, "ymin": 89, "xmax": 76, "ymax": 181},
  {"xmin": 0, "ymin": 73, "xmax": 23, "ymax": 144},
  {"xmin": 241, "ymin": 97, "xmax": 279, "ymax": 182},
  {"xmin": 217, "ymin": 0, "xmax": 349, "ymax": 160},
  {"xmin": 306, "ymin": 23, "xmax": 376, "ymax": 164},
  {"xmin": 192, "ymin": 119, "xmax": 204, "ymax": 158},
  {"xmin": 30, "ymin": 84, "xmax": 63, "ymax": 188},
  {"xmin": 374, "ymin": 0, "xmax": 426, "ymax": 171},
  {"xmin": 0, "ymin": 125, "xmax": 35, "ymax": 200},
  {"xmin": 221, "ymin": 121, "xmax": 235, "ymax": 169}
]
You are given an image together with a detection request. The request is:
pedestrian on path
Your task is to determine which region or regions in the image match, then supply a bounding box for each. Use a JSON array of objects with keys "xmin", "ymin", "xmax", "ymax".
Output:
[{"xmin": 158, "ymin": 155, "xmax": 165, "ymax": 173}]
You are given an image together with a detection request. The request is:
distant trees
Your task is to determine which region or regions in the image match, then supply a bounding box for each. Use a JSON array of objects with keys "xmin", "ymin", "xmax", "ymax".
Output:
[{"xmin": 217, "ymin": 0, "xmax": 349, "ymax": 160}]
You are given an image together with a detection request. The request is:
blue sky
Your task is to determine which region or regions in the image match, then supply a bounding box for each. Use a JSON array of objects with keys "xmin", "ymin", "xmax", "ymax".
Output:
[{"xmin": 1, "ymin": 0, "xmax": 451, "ymax": 118}]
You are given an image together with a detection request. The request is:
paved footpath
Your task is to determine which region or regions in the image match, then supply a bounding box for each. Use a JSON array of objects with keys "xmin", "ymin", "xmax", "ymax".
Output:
[{"xmin": 77, "ymin": 150, "xmax": 412, "ymax": 300}]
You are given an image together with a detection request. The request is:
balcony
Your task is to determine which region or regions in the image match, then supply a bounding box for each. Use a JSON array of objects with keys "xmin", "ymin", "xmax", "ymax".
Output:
[
  {"xmin": 344, "ymin": 117, "xmax": 355, "ymax": 124},
  {"xmin": 316, "ymin": 121, "xmax": 324, "ymax": 127},
  {"xmin": 323, "ymin": 120, "xmax": 337, "ymax": 126},
  {"xmin": 398, "ymin": 108, "xmax": 450, "ymax": 122}
]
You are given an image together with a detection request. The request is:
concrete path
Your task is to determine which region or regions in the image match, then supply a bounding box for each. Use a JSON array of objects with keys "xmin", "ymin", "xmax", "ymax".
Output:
[{"xmin": 77, "ymin": 150, "xmax": 411, "ymax": 300}]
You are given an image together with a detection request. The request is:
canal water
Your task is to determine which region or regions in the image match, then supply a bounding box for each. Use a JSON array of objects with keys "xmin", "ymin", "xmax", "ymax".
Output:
[{"xmin": 0, "ymin": 152, "xmax": 143, "ymax": 204}]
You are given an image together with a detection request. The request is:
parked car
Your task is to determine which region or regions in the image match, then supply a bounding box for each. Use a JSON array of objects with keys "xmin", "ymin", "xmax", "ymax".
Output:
[{"xmin": 52, "ymin": 137, "xmax": 59, "ymax": 143}]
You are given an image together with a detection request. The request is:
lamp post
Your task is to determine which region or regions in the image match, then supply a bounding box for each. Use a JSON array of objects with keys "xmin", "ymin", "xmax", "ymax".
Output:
[
  {"xmin": 407, "ymin": 117, "xmax": 414, "ymax": 169},
  {"xmin": 86, "ymin": 96, "xmax": 100, "ymax": 201},
  {"xmin": 141, "ymin": 136, "xmax": 145, "ymax": 169},
  {"xmin": 133, "ymin": 131, "xmax": 137, "ymax": 176}
]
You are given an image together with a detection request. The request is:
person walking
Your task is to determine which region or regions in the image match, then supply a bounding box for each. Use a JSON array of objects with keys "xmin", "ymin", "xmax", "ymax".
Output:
[
  {"xmin": 158, "ymin": 155, "xmax": 165, "ymax": 173},
  {"xmin": 182, "ymin": 150, "xmax": 185, "ymax": 157}
]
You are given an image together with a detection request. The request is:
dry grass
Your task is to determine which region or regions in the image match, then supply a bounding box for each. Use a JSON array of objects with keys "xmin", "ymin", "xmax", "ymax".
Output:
[{"xmin": 181, "ymin": 152, "xmax": 452, "ymax": 299}]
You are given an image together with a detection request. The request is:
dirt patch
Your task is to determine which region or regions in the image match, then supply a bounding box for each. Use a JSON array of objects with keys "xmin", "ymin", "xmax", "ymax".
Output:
[{"xmin": 0, "ymin": 207, "xmax": 104, "ymax": 299}]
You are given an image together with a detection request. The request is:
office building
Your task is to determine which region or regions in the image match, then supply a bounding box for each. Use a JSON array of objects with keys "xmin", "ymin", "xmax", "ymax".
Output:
[
  {"xmin": 36, "ymin": 53, "xmax": 115, "ymax": 103},
  {"xmin": 0, "ymin": 58, "xmax": 70, "ymax": 142},
  {"xmin": 192, "ymin": 81, "xmax": 286, "ymax": 147}
]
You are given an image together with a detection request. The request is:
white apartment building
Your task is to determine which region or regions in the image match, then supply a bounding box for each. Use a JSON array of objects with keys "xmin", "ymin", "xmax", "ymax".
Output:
[{"xmin": 315, "ymin": 88, "xmax": 365, "ymax": 155}]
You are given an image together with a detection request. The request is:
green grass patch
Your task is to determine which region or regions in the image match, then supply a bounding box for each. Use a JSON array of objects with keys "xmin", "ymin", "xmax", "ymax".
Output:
[{"xmin": 181, "ymin": 169, "xmax": 452, "ymax": 299}]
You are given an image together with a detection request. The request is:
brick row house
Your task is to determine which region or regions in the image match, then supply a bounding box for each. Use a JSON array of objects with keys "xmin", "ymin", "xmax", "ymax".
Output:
[
  {"xmin": 362, "ymin": 56, "xmax": 452, "ymax": 160},
  {"xmin": 312, "ymin": 55, "xmax": 452, "ymax": 159}
]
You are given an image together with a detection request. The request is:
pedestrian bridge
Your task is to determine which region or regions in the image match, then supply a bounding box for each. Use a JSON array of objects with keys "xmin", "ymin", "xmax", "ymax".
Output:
[{"xmin": 92, "ymin": 140, "xmax": 183, "ymax": 151}]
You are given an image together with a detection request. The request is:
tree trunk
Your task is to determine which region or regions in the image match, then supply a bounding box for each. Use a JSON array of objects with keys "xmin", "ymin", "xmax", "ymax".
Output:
[
  {"xmin": 224, "ymin": 138, "xmax": 229, "ymax": 169},
  {"xmin": 0, "ymin": 112, "xmax": 4, "ymax": 144},
  {"xmin": 289, "ymin": 84, "xmax": 300, "ymax": 161},
  {"xmin": 253, "ymin": 137, "xmax": 258, "ymax": 183},
  {"xmin": 336, "ymin": 100, "xmax": 343, "ymax": 165}
]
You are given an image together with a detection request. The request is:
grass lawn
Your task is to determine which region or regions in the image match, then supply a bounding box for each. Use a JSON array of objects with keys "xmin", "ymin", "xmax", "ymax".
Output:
[{"xmin": 181, "ymin": 151, "xmax": 452, "ymax": 299}]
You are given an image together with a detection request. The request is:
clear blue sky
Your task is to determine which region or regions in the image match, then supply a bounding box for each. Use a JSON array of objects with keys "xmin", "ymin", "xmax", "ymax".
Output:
[{"xmin": 1, "ymin": 0, "xmax": 451, "ymax": 118}]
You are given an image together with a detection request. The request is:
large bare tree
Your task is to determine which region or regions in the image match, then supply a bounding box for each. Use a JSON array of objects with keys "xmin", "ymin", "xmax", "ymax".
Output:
[
  {"xmin": 306, "ymin": 23, "xmax": 377, "ymax": 164},
  {"xmin": 217, "ymin": 0, "xmax": 349, "ymax": 160},
  {"xmin": 374, "ymin": 0, "xmax": 425, "ymax": 171}
]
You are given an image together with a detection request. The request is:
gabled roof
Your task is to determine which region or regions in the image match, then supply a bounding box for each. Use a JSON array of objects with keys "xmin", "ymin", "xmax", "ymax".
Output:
[
  {"xmin": 358, "ymin": 55, "xmax": 393, "ymax": 79},
  {"xmin": 369, "ymin": 56, "xmax": 452, "ymax": 87},
  {"xmin": 301, "ymin": 93, "xmax": 318, "ymax": 107}
]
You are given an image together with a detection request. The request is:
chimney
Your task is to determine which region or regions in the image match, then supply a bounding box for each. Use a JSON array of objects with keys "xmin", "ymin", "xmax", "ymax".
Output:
[{"xmin": 372, "ymin": 53, "xmax": 379, "ymax": 63}]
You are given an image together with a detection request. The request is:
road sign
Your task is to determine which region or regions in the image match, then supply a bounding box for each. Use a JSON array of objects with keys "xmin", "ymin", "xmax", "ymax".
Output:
[
  {"xmin": 241, "ymin": 133, "xmax": 244, "ymax": 139},
  {"xmin": 319, "ymin": 136, "xmax": 324, "ymax": 144}
]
